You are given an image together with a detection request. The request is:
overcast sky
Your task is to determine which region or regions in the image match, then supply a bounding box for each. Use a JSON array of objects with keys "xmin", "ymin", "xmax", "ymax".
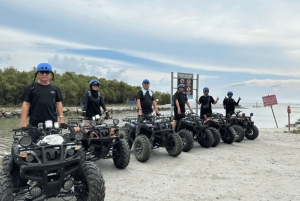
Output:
[{"xmin": 1, "ymin": 0, "xmax": 300, "ymax": 104}]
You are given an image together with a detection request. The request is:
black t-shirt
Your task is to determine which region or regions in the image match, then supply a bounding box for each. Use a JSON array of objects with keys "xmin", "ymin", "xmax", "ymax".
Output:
[
  {"xmin": 223, "ymin": 98, "xmax": 240, "ymax": 115},
  {"xmin": 174, "ymin": 91, "xmax": 187, "ymax": 113},
  {"xmin": 136, "ymin": 90, "xmax": 154, "ymax": 114},
  {"xmin": 82, "ymin": 91, "xmax": 107, "ymax": 118},
  {"xmin": 198, "ymin": 95, "xmax": 215, "ymax": 115},
  {"xmin": 20, "ymin": 82, "xmax": 63, "ymax": 126}
]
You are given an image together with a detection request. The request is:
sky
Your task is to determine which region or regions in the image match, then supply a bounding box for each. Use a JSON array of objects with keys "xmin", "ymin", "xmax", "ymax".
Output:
[{"xmin": 1, "ymin": 0, "xmax": 300, "ymax": 104}]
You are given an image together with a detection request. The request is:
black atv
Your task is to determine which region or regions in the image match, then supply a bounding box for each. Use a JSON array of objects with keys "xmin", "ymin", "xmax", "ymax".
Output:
[
  {"xmin": 203, "ymin": 113, "xmax": 237, "ymax": 144},
  {"xmin": 0, "ymin": 121, "xmax": 105, "ymax": 201},
  {"xmin": 224, "ymin": 112, "xmax": 245, "ymax": 142},
  {"xmin": 67, "ymin": 116, "xmax": 130, "ymax": 169},
  {"xmin": 175, "ymin": 112, "xmax": 218, "ymax": 148},
  {"xmin": 235, "ymin": 111, "xmax": 259, "ymax": 140},
  {"xmin": 119, "ymin": 114, "xmax": 182, "ymax": 162}
]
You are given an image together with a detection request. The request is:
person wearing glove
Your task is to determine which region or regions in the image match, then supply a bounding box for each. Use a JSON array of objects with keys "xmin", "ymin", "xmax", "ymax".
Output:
[{"xmin": 81, "ymin": 79, "xmax": 109, "ymax": 120}]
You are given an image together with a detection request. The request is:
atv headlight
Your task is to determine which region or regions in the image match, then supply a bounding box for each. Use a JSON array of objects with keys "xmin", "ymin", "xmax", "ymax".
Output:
[
  {"xmin": 74, "ymin": 131, "xmax": 84, "ymax": 141},
  {"xmin": 19, "ymin": 136, "xmax": 32, "ymax": 148},
  {"xmin": 63, "ymin": 179, "xmax": 74, "ymax": 190},
  {"xmin": 29, "ymin": 185, "xmax": 42, "ymax": 197},
  {"xmin": 113, "ymin": 119, "xmax": 119, "ymax": 125},
  {"xmin": 25, "ymin": 154, "xmax": 35, "ymax": 162},
  {"xmin": 67, "ymin": 148, "xmax": 75, "ymax": 156}
]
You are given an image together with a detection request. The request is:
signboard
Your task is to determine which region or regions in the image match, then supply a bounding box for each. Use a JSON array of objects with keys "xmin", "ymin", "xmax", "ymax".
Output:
[
  {"xmin": 262, "ymin": 95, "xmax": 278, "ymax": 107},
  {"xmin": 177, "ymin": 72, "xmax": 193, "ymax": 99}
]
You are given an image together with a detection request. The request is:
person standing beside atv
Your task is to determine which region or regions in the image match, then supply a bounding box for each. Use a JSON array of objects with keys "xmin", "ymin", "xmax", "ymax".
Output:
[
  {"xmin": 82, "ymin": 79, "xmax": 110, "ymax": 120},
  {"xmin": 20, "ymin": 62, "xmax": 64, "ymax": 129},
  {"xmin": 196, "ymin": 87, "xmax": 219, "ymax": 119},
  {"xmin": 136, "ymin": 79, "xmax": 160, "ymax": 117},
  {"xmin": 223, "ymin": 91, "xmax": 241, "ymax": 116},
  {"xmin": 172, "ymin": 84, "xmax": 193, "ymax": 131}
]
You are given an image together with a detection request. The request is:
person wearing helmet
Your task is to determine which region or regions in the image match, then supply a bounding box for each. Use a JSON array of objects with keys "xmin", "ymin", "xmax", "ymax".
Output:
[
  {"xmin": 223, "ymin": 91, "xmax": 241, "ymax": 116},
  {"xmin": 195, "ymin": 87, "xmax": 219, "ymax": 119},
  {"xmin": 81, "ymin": 79, "xmax": 109, "ymax": 120},
  {"xmin": 136, "ymin": 79, "xmax": 160, "ymax": 118},
  {"xmin": 20, "ymin": 63, "xmax": 64, "ymax": 141},
  {"xmin": 172, "ymin": 84, "xmax": 193, "ymax": 131}
]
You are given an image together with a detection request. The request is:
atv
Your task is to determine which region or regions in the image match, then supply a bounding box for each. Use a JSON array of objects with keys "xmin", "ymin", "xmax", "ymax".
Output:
[
  {"xmin": 0, "ymin": 121, "xmax": 105, "ymax": 201},
  {"xmin": 235, "ymin": 110, "xmax": 259, "ymax": 140},
  {"xmin": 223, "ymin": 112, "xmax": 245, "ymax": 142},
  {"xmin": 175, "ymin": 112, "xmax": 218, "ymax": 148},
  {"xmin": 119, "ymin": 114, "xmax": 182, "ymax": 162},
  {"xmin": 67, "ymin": 116, "xmax": 130, "ymax": 169},
  {"xmin": 203, "ymin": 113, "xmax": 237, "ymax": 144}
]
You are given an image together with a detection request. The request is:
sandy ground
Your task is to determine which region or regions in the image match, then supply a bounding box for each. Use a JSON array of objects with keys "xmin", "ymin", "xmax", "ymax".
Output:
[
  {"xmin": 99, "ymin": 127, "xmax": 300, "ymax": 201},
  {"xmin": 1, "ymin": 127, "xmax": 300, "ymax": 201}
]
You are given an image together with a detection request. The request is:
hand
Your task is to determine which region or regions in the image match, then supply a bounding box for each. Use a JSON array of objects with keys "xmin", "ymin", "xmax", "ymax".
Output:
[
  {"xmin": 156, "ymin": 111, "xmax": 161, "ymax": 116},
  {"xmin": 177, "ymin": 108, "xmax": 181, "ymax": 114},
  {"xmin": 190, "ymin": 108, "xmax": 194, "ymax": 114},
  {"xmin": 105, "ymin": 111, "xmax": 110, "ymax": 117},
  {"xmin": 21, "ymin": 122, "xmax": 27, "ymax": 128},
  {"xmin": 238, "ymin": 97, "xmax": 241, "ymax": 101},
  {"xmin": 59, "ymin": 118, "xmax": 64, "ymax": 125},
  {"xmin": 216, "ymin": 97, "xmax": 219, "ymax": 102}
]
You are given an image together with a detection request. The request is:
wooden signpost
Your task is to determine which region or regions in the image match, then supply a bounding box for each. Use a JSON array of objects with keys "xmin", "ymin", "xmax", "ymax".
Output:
[{"xmin": 262, "ymin": 95, "xmax": 278, "ymax": 128}]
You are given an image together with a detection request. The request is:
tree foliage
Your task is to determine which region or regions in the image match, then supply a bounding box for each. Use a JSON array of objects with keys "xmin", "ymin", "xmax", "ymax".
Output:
[{"xmin": 0, "ymin": 66, "xmax": 171, "ymax": 106}]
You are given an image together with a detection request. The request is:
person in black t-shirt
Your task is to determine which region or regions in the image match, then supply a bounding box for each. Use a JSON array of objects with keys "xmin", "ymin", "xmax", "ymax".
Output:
[
  {"xmin": 136, "ymin": 79, "xmax": 160, "ymax": 117},
  {"xmin": 195, "ymin": 87, "xmax": 219, "ymax": 119},
  {"xmin": 81, "ymin": 79, "xmax": 109, "ymax": 120},
  {"xmin": 172, "ymin": 84, "xmax": 193, "ymax": 131},
  {"xmin": 223, "ymin": 91, "xmax": 241, "ymax": 117},
  {"xmin": 20, "ymin": 63, "xmax": 64, "ymax": 130}
]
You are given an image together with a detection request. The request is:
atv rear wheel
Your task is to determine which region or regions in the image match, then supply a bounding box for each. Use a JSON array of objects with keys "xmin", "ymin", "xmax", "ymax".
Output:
[
  {"xmin": 0, "ymin": 174, "xmax": 14, "ymax": 201},
  {"xmin": 198, "ymin": 129, "xmax": 214, "ymax": 148},
  {"xmin": 246, "ymin": 125, "xmax": 259, "ymax": 140},
  {"xmin": 221, "ymin": 126, "xmax": 236, "ymax": 144},
  {"xmin": 166, "ymin": 133, "xmax": 182, "ymax": 157},
  {"xmin": 75, "ymin": 161, "xmax": 105, "ymax": 201},
  {"xmin": 113, "ymin": 139, "xmax": 130, "ymax": 169},
  {"xmin": 208, "ymin": 127, "xmax": 221, "ymax": 147},
  {"xmin": 232, "ymin": 125, "xmax": 245, "ymax": 142},
  {"xmin": 178, "ymin": 129, "xmax": 194, "ymax": 152},
  {"xmin": 1, "ymin": 154, "xmax": 13, "ymax": 174},
  {"xmin": 118, "ymin": 126, "xmax": 133, "ymax": 149},
  {"xmin": 133, "ymin": 134, "xmax": 151, "ymax": 162}
]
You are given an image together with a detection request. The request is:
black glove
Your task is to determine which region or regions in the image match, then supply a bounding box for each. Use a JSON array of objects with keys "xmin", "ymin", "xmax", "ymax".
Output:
[{"xmin": 105, "ymin": 111, "xmax": 110, "ymax": 119}]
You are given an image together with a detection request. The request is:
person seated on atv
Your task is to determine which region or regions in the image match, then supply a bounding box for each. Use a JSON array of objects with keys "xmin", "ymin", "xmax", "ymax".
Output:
[
  {"xmin": 20, "ymin": 62, "xmax": 64, "ymax": 142},
  {"xmin": 223, "ymin": 91, "xmax": 241, "ymax": 117},
  {"xmin": 136, "ymin": 79, "xmax": 160, "ymax": 120},
  {"xmin": 195, "ymin": 87, "xmax": 219, "ymax": 119},
  {"xmin": 81, "ymin": 79, "xmax": 110, "ymax": 120},
  {"xmin": 172, "ymin": 84, "xmax": 193, "ymax": 131}
]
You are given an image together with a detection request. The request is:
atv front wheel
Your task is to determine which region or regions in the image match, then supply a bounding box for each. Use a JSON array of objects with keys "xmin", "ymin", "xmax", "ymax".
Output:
[
  {"xmin": 198, "ymin": 129, "xmax": 214, "ymax": 148},
  {"xmin": 232, "ymin": 125, "xmax": 245, "ymax": 142},
  {"xmin": 208, "ymin": 127, "xmax": 221, "ymax": 147},
  {"xmin": 113, "ymin": 139, "xmax": 130, "ymax": 169},
  {"xmin": 118, "ymin": 126, "xmax": 133, "ymax": 149},
  {"xmin": 178, "ymin": 129, "xmax": 194, "ymax": 152},
  {"xmin": 133, "ymin": 134, "xmax": 151, "ymax": 162},
  {"xmin": 221, "ymin": 126, "xmax": 236, "ymax": 144},
  {"xmin": 0, "ymin": 174, "xmax": 14, "ymax": 201},
  {"xmin": 166, "ymin": 133, "xmax": 183, "ymax": 157},
  {"xmin": 246, "ymin": 125, "xmax": 259, "ymax": 140},
  {"xmin": 75, "ymin": 162, "xmax": 105, "ymax": 201}
]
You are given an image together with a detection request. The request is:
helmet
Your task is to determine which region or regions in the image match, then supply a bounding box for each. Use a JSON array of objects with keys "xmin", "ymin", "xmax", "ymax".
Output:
[
  {"xmin": 36, "ymin": 63, "xmax": 52, "ymax": 72},
  {"xmin": 178, "ymin": 84, "xmax": 185, "ymax": 88},
  {"xmin": 227, "ymin": 91, "xmax": 233, "ymax": 95},
  {"xmin": 89, "ymin": 79, "xmax": 100, "ymax": 86},
  {"xmin": 203, "ymin": 87, "xmax": 209, "ymax": 91},
  {"xmin": 142, "ymin": 79, "xmax": 150, "ymax": 83}
]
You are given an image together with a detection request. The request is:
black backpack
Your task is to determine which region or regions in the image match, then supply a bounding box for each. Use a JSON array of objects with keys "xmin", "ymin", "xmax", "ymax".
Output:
[{"xmin": 81, "ymin": 91, "xmax": 101, "ymax": 110}]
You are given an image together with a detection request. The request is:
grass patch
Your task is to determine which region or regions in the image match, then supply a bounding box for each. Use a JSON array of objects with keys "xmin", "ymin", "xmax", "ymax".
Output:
[{"xmin": 289, "ymin": 128, "xmax": 300, "ymax": 134}]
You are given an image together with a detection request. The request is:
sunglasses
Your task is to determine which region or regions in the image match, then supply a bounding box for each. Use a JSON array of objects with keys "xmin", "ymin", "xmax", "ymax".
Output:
[
  {"xmin": 91, "ymin": 84, "xmax": 99, "ymax": 86},
  {"xmin": 203, "ymin": 91, "xmax": 209, "ymax": 93},
  {"xmin": 39, "ymin": 71, "xmax": 50, "ymax": 75}
]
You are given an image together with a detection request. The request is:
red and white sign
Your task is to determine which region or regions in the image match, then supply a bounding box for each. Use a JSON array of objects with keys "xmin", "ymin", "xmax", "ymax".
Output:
[{"xmin": 262, "ymin": 95, "xmax": 278, "ymax": 107}]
